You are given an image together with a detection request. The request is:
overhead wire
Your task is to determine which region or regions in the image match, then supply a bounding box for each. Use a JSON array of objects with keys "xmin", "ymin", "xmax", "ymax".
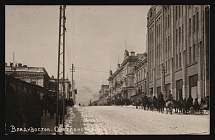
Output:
[{"xmin": 74, "ymin": 66, "xmax": 109, "ymax": 73}]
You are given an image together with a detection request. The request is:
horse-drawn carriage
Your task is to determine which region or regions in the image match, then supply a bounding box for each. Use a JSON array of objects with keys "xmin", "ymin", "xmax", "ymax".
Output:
[
  {"xmin": 170, "ymin": 97, "xmax": 209, "ymax": 115},
  {"xmin": 155, "ymin": 95, "xmax": 209, "ymax": 115}
]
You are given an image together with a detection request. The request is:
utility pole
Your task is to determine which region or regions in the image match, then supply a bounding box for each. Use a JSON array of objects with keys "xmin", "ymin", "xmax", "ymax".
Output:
[
  {"xmin": 56, "ymin": 5, "xmax": 66, "ymax": 135},
  {"xmin": 70, "ymin": 63, "xmax": 75, "ymax": 104}
]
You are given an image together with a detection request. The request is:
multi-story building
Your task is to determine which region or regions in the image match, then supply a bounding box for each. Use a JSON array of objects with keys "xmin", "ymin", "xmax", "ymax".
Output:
[
  {"xmin": 147, "ymin": 5, "xmax": 210, "ymax": 103},
  {"xmin": 98, "ymin": 85, "xmax": 109, "ymax": 105},
  {"xmin": 5, "ymin": 63, "xmax": 50, "ymax": 89},
  {"xmin": 108, "ymin": 50, "xmax": 141, "ymax": 104},
  {"xmin": 132, "ymin": 52, "xmax": 148, "ymax": 101},
  {"xmin": 48, "ymin": 76, "xmax": 72, "ymax": 100}
]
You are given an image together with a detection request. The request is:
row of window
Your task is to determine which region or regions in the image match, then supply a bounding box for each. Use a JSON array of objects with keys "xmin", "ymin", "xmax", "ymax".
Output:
[
  {"xmin": 188, "ymin": 42, "xmax": 200, "ymax": 65},
  {"xmin": 188, "ymin": 11, "xmax": 199, "ymax": 36},
  {"xmin": 16, "ymin": 73, "xmax": 43, "ymax": 76},
  {"xmin": 175, "ymin": 5, "xmax": 183, "ymax": 20}
]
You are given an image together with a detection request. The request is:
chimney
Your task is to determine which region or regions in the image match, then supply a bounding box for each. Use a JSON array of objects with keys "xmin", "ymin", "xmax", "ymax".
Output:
[
  {"xmin": 130, "ymin": 51, "xmax": 135, "ymax": 56},
  {"xmin": 18, "ymin": 63, "xmax": 22, "ymax": 67},
  {"xmin": 5, "ymin": 63, "xmax": 7, "ymax": 67}
]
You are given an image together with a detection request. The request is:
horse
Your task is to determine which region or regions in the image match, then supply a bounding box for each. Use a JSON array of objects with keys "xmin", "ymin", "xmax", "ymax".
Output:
[
  {"xmin": 181, "ymin": 99, "xmax": 192, "ymax": 114},
  {"xmin": 172, "ymin": 99, "xmax": 183, "ymax": 113},
  {"xmin": 165, "ymin": 100, "xmax": 173, "ymax": 115},
  {"xmin": 157, "ymin": 98, "xmax": 165, "ymax": 113}
]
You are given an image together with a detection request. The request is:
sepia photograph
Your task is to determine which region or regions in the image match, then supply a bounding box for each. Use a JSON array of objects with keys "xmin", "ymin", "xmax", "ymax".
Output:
[{"xmin": 5, "ymin": 5, "xmax": 210, "ymax": 135}]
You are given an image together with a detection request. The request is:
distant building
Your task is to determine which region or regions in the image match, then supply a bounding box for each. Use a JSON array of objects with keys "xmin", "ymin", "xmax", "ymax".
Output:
[
  {"xmin": 98, "ymin": 85, "xmax": 109, "ymax": 105},
  {"xmin": 108, "ymin": 50, "xmax": 141, "ymax": 104},
  {"xmin": 132, "ymin": 52, "xmax": 148, "ymax": 101},
  {"xmin": 5, "ymin": 62, "xmax": 50, "ymax": 89},
  {"xmin": 48, "ymin": 76, "xmax": 72, "ymax": 100},
  {"xmin": 147, "ymin": 5, "xmax": 210, "ymax": 102}
]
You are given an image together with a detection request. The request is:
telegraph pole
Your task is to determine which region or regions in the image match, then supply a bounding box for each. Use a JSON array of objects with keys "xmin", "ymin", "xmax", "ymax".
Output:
[
  {"xmin": 70, "ymin": 63, "xmax": 75, "ymax": 104},
  {"xmin": 56, "ymin": 5, "xmax": 66, "ymax": 135}
]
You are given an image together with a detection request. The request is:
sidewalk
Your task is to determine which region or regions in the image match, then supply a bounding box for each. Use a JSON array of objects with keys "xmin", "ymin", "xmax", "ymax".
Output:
[
  {"xmin": 38, "ymin": 113, "xmax": 57, "ymax": 135},
  {"xmin": 38, "ymin": 107, "xmax": 72, "ymax": 135}
]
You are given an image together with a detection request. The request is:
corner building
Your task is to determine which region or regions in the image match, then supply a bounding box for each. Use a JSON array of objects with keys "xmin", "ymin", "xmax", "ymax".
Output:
[
  {"xmin": 147, "ymin": 5, "xmax": 210, "ymax": 102},
  {"xmin": 108, "ymin": 50, "xmax": 140, "ymax": 105}
]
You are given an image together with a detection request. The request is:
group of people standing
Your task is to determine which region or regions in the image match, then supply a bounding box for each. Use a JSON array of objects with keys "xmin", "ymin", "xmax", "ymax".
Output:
[{"xmin": 134, "ymin": 91, "xmax": 209, "ymax": 114}]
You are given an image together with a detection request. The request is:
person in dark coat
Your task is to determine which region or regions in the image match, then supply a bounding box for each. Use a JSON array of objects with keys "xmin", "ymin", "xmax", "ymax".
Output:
[
  {"xmin": 58, "ymin": 100, "xmax": 63, "ymax": 124},
  {"xmin": 152, "ymin": 96, "xmax": 158, "ymax": 110},
  {"xmin": 158, "ymin": 92, "xmax": 164, "ymax": 101},
  {"xmin": 166, "ymin": 91, "xmax": 173, "ymax": 102},
  {"xmin": 142, "ymin": 95, "xmax": 148, "ymax": 110},
  {"xmin": 193, "ymin": 98, "xmax": 200, "ymax": 111},
  {"xmin": 182, "ymin": 97, "xmax": 189, "ymax": 114},
  {"xmin": 187, "ymin": 95, "xmax": 193, "ymax": 104},
  {"xmin": 49, "ymin": 98, "xmax": 55, "ymax": 119},
  {"xmin": 147, "ymin": 96, "xmax": 152, "ymax": 111},
  {"xmin": 136, "ymin": 98, "xmax": 139, "ymax": 109}
]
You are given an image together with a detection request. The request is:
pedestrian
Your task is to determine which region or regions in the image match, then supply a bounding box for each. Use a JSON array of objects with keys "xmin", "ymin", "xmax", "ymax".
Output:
[
  {"xmin": 166, "ymin": 90, "xmax": 173, "ymax": 102},
  {"xmin": 58, "ymin": 100, "xmax": 63, "ymax": 124},
  {"xmin": 136, "ymin": 99, "xmax": 139, "ymax": 109},
  {"xmin": 187, "ymin": 95, "xmax": 193, "ymax": 104},
  {"xmin": 143, "ymin": 95, "xmax": 148, "ymax": 110},
  {"xmin": 152, "ymin": 96, "xmax": 157, "ymax": 110},
  {"xmin": 148, "ymin": 96, "xmax": 153, "ymax": 111},
  {"xmin": 49, "ymin": 98, "xmax": 55, "ymax": 119}
]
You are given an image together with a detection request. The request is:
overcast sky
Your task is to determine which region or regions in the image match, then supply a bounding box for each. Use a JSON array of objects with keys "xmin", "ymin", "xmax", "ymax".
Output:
[{"xmin": 5, "ymin": 5, "xmax": 151, "ymax": 104}]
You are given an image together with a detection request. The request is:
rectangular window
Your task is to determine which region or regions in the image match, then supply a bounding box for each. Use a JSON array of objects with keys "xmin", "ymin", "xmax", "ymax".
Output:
[
  {"xmin": 193, "ymin": 15, "xmax": 195, "ymax": 32},
  {"xmin": 182, "ymin": 6, "xmax": 183, "ymax": 15},
  {"xmin": 166, "ymin": 38, "xmax": 167, "ymax": 53},
  {"xmin": 182, "ymin": 25, "xmax": 184, "ymax": 45},
  {"xmin": 176, "ymin": 6, "xmax": 177, "ymax": 20},
  {"xmin": 189, "ymin": 47, "xmax": 192, "ymax": 64},
  {"xmin": 157, "ymin": 26, "xmax": 158, "ymax": 37},
  {"xmin": 189, "ymin": 18, "xmax": 191, "ymax": 36},
  {"xmin": 166, "ymin": 17, "xmax": 167, "ymax": 29},
  {"xmin": 179, "ymin": 5, "xmax": 180, "ymax": 17},
  {"xmin": 168, "ymin": 36, "xmax": 170, "ymax": 58},
  {"xmin": 176, "ymin": 54, "xmax": 178, "ymax": 70},
  {"xmin": 189, "ymin": 74, "xmax": 198, "ymax": 87},
  {"xmin": 159, "ymin": 24, "xmax": 160, "ymax": 39},
  {"xmin": 179, "ymin": 53, "xmax": 181, "ymax": 68},
  {"xmin": 197, "ymin": 12, "xmax": 199, "ymax": 30},
  {"xmin": 193, "ymin": 44, "xmax": 196, "ymax": 62},
  {"xmin": 166, "ymin": 61, "xmax": 168, "ymax": 74},
  {"xmin": 31, "ymin": 81, "xmax": 36, "ymax": 85},
  {"xmin": 168, "ymin": 15, "xmax": 170, "ymax": 28},
  {"xmin": 168, "ymin": 59, "xmax": 170, "ymax": 73},
  {"xmin": 176, "ymin": 29, "xmax": 178, "ymax": 44},
  {"xmin": 179, "ymin": 27, "xmax": 181, "ymax": 43}
]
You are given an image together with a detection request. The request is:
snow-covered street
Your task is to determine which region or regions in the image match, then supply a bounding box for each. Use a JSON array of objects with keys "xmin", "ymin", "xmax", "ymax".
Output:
[{"xmin": 61, "ymin": 105, "xmax": 209, "ymax": 135}]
